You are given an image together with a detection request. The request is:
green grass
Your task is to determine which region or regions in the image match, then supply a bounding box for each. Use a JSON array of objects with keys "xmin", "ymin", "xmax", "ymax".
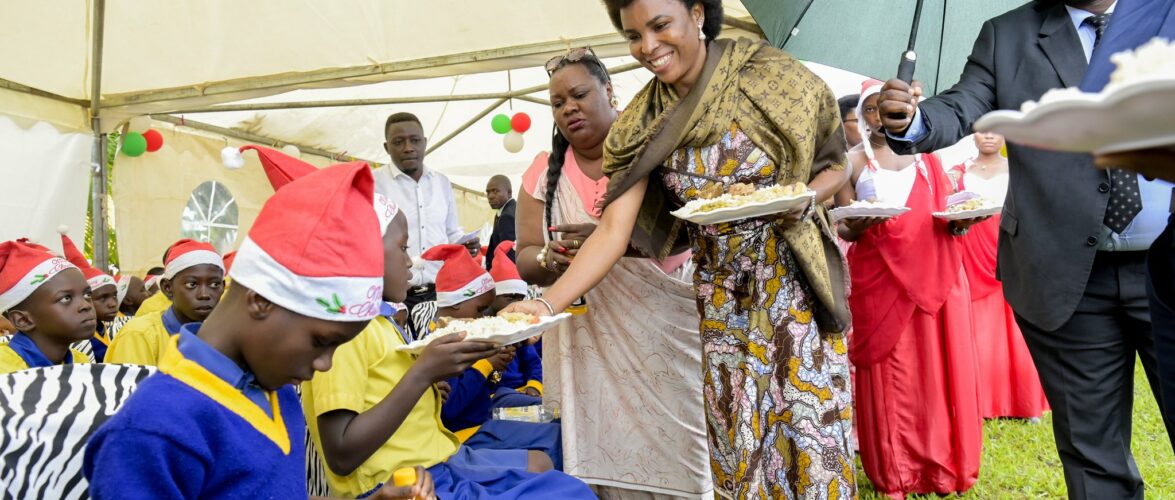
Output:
[{"xmin": 858, "ymin": 358, "xmax": 1174, "ymax": 499}]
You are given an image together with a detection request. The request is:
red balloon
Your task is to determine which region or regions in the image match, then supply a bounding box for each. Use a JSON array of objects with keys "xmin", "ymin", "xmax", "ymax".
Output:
[
  {"xmin": 142, "ymin": 129, "xmax": 164, "ymax": 152},
  {"xmin": 510, "ymin": 112, "xmax": 531, "ymax": 134}
]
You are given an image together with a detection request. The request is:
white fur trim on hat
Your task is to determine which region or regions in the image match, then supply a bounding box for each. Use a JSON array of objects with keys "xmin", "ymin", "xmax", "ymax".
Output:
[
  {"xmin": 88, "ymin": 274, "xmax": 116, "ymax": 292},
  {"xmin": 164, "ymin": 250, "xmax": 224, "ymax": 279},
  {"xmin": 229, "ymin": 237, "xmax": 382, "ymax": 321},
  {"xmin": 0, "ymin": 257, "xmax": 76, "ymax": 313},
  {"xmin": 494, "ymin": 278, "xmax": 528, "ymax": 297},
  {"xmin": 144, "ymin": 275, "xmax": 162, "ymax": 290},
  {"xmin": 116, "ymin": 275, "xmax": 133, "ymax": 305},
  {"xmin": 435, "ymin": 274, "xmax": 495, "ymax": 308}
]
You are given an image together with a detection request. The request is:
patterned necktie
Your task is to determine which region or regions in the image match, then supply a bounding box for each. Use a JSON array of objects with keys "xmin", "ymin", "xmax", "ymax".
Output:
[
  {"xmin": 1086, "ymin": 13, "xmax": 1140, "ymax": 233},
  {"xmin": 1085, "ymin": 14, "xmax": 1112, "ymax": 48}
]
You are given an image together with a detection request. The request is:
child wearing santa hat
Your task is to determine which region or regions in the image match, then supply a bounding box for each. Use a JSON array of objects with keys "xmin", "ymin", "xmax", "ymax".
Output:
[
  {"xmin": 0, "ymin": 240, "xmax": 96, "ymax": 373},
  {"xmin": 486, "ymin": 242, "xmax": 543, "ymax": 404},
  {"xmin": 108, "ymin": 275, "xmax": 148, "ymax": 338},
  {"xmin": 136, "ymin": 244, "xmax": 180, "ymax": 318},
  {"xmin": 58, "ymin": 231, "xmax": 119, "ymax": 362},
  {"xmin": 104, "ymin": 239, "xmax": 225, "ymax": 366},
  {"xmin": 221, "ymin": 144, "xmax": 585, "ymax": 498},
  {"xmin": 84, "ymin": 161, "xmax": 431, "ymax": 499}
]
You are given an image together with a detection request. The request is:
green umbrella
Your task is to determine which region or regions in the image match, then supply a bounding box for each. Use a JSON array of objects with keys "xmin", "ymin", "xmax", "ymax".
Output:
[{"xmin": 742, "ymin": 0, "xmax": 1027, "ymax": 95}]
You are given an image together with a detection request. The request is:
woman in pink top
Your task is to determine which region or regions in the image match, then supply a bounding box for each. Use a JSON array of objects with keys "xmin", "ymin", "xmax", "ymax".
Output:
[{"xmin": 514, "ymin": 48, "xmax": 711, "ymax": 498}]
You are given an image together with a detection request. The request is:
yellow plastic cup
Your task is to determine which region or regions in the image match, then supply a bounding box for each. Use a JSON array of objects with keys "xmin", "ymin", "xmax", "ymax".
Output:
[{"xmin": 392, "ymin": 467, "xmax": 417, "ymax": 487}]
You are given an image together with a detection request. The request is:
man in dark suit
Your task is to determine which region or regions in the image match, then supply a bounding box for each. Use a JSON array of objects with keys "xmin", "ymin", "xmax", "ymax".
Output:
[
  {"xmin": 1086, "ymin": 0, "xmax": 1175, "ymax": 453},
  {"xmin": 878, "ymin": 1, "xmax": 1175, "ymax": 498},
  {"xmin": 485, "ymin": 175, "xmax": 516, "ymax": 270}
]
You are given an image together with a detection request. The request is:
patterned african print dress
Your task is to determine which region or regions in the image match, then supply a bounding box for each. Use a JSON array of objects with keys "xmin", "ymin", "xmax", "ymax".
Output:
[{"xmin": 662, "ymin": 123, "xmax": 855, "ymax": 500}]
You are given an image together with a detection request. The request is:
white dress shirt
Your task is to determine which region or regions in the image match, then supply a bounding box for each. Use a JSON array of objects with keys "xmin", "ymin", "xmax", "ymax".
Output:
[{"xmin": 372, "ymin": 165, "xmax": 465, "ymax": 286}]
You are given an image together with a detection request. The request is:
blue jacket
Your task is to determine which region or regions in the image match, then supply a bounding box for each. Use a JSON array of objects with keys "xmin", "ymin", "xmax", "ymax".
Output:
[{"xmin": 1082, "ymin": 0, "xmax": 1175, "ymax": 91}]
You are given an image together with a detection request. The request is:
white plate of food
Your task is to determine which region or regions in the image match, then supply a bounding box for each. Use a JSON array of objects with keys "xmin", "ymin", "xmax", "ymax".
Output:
[
  {"xmin": 395, "ymin": 312, "xmax": 571, "ymax": 354},
  {"xmin": 932, "ymin": 192, "xmax": 1002, "ymax": 221},
  {"xmin": 974, "ymin": 39, "xmax": 1175, "ymax": 155},
  {"xmin": 829, "ymin": 202, "xmax": 911, "ymax": 223},
  {"xmin": 671, "ymin": 182, "xmax": 813, "ymax": 225}
]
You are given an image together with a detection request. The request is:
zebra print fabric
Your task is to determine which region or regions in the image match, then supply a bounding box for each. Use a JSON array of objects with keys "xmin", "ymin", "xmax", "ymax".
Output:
[
  {"xmin": 294, "ymin": 383, "xmax": 330, "ymax": 497},
  {"xmin": 0, "ymin": 364, "xmax": 156, "ymax": 500}
]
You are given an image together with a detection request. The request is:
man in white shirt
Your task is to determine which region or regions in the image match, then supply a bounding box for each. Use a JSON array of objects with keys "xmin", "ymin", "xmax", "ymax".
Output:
[{"xmin": 373, "ymin": 112, "xmax": 479, "ymax": 310}]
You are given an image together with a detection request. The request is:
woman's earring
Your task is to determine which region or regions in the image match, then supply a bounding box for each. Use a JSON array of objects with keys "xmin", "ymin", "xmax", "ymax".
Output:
[
  {"xmin": 697, "ymin": 21, "xmax": 706, "ymax": 40},
  {"xmin": 610, "ymin": 95, "xmax": 620, "ymax": 108}
]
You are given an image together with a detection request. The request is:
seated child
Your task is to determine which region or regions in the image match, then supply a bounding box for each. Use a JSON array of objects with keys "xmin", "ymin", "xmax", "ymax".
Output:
[
  {"xmin": 84, "ymin": 160, "xmax": 420, "ymax": 498},
  {"xmin": 0, "ymin": 240, "xmax": 95, "ymax": 373},
  {"xmin": 487, "ymin": 241, "xmax": 543, "ymax": 407},
  {"xmin": 104, "ymin": 239, "xmax": 225, "ymax": 366},
  {"xmin": 108, "ymin": 275, "xmax": 147, "ymax": 337},
  {"xmin": 227, "ymin": 143, "xmax": 590, "ymax": 499},
  {"xmin": 137, "ymin": 263, "xmax": 171, "ymax": 316},
  {"xmin": 415, "ymin": 244, "xmax": 562, "ymax": 469},
  {"xmin": 59, "ymin": 231, "xmax": 119, "ymax": 362}
]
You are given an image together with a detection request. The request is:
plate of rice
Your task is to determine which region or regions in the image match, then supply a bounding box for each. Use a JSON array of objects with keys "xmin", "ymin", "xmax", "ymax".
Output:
[
  {"xmin": 932, "ymin": 192, "xmax": 1002, "ymax": 221},
  {"xmin": 975, "ymin": 39, "xmax": 1175, "ymax": 155},
  {"xmin": 829, "ymin": 201, "xmax": 911, "ymax": 223},
  {"xmin": 671, "ymin": 182, "xmax": 814, "ymax": 225},
  {"xmin": 395, "ymin": 312, "xmax": 571, "ymax": 354}
]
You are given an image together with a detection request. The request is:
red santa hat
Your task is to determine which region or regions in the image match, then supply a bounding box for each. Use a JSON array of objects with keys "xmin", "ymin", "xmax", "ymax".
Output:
[
  {"xmin": 229, "ymin": 162, "xmax": 384, "ymax": 321},
  {"xmin": 243, "ymin": 145, "xmax": 398, "ymax": 235},
  {"xmin": 422, "ymin": 244, "xmax": 495, "ymax": 308},
  {"xmin": 143, "ymin": 274, "xmax": 162, "ymax": 291},
  {"xmin": 222, "ymin": 251, "xmax": 238, "ymax": 274},
  {"xmin": 58, "ymin": 229, "xmax": 116, "ymax": 291},
  {"xmin": 489, "ymin": 241, "xmax": 527, "ymax": 297},
  {"xmin": 163, "ymin": 239, "xmax": 225, "ymax": 280},
  {"xmin": 0, "ymin": 241, "xmax": 78, "ymax": 313}
]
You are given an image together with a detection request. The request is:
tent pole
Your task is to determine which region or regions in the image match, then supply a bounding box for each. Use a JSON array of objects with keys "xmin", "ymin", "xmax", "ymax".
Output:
[
  {"xmin": 89, "ymin": 0, "xmax": 108, "ymax": 270},
  {"xmin": 425, "ymin": 98, "xmax": 508, "ymax": 155}
]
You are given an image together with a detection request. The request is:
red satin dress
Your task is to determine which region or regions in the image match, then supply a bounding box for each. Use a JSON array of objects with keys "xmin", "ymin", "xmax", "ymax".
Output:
[
  {"xmin": 848, "ymin": 154, "xmax": 982, "ymax": 498},
  {"xmin": 953, "ymin": 163, "xmax": 1049, "ymax": 419}
]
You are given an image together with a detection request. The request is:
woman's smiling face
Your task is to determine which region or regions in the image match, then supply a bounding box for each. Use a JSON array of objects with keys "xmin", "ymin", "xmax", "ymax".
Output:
[{"xmin": 618, "ymin": 0, "xmax": 706, "ymax": 90}]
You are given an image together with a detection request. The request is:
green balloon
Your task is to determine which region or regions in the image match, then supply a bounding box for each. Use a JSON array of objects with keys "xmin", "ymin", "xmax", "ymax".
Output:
[
  {"xmin": 122, "ymin": 132, "xmax": 147, "ymax": 157},
  {"xmin": 491, "ymin": 114, "xmax": 512, "ymax": 134}
]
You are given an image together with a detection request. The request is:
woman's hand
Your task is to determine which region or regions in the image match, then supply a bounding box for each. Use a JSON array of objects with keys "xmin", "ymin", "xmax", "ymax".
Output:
[
  {"xmin": 838, "ymin": 216, "xmax": 889, "ymax": 242},
  {"xmin": 501, "ymin": 300, "xmax": 555, "ymax": 317},
  {"xmin": 551, "ymin": 224, "xmax": 597, "ymax": 256},
  {"xmin": 773, "ymin": 198, "xmax": 812, "ymax": 229},
  {"xmin": 950, "ymin": 216, "xmax": 992, "ymax": 232}
]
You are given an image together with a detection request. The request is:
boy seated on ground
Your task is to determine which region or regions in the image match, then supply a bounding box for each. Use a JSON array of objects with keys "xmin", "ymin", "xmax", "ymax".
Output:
[
  {"xmin": 59, "ymin": 231, "xmax": 119, "ymax": 362},
  {"xmin": 228, "ymin": 144, "xmax": 590, "ymax": 498},
  {"xmin": 85, "ymin": 161, "xmax": 432, "ymax": 499},
  {"xmin": 104, "ymin": 239, "xmax": 224, "ymax": 366},
  {"xmin": 412, "ymin": 244, "xmax": 563, "ymax": 469},
  {"xmin": 0, "ymin": 240, "xmax": 96, "ymax": 373},
  {"xmin": 138, "ymin": 260, "xmax": 171, "ymax": 316},
  {"xmin": 486, "ymin": 242, "xmax": 544, "ymax": 405}
]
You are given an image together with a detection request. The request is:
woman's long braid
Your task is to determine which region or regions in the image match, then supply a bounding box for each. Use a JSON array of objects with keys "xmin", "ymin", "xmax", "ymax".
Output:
[{"xmin": 544, "ymin": 128, "xmax": 571, "ymax": 241}]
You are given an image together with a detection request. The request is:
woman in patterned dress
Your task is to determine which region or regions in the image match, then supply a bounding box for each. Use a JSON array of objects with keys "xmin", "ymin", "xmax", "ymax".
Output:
[{"xmin": 504, "ymin": 0, "xmax": 855, "ymax": 497}]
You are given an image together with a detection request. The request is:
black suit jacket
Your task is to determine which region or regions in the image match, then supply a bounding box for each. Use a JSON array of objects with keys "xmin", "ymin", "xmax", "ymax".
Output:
[
  {"xmin": 486, "ymin": 198, "xmax": 516, "ymax": 270},
  {"xmin": 889, "ymin": 1, "xmax": 1110, "ymax": 331}
]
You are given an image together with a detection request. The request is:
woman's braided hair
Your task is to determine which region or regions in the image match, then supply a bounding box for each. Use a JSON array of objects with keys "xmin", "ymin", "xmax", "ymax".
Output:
[{"xmin": 544, "ymin": 53, "xmax": 613, "ymax": 240}]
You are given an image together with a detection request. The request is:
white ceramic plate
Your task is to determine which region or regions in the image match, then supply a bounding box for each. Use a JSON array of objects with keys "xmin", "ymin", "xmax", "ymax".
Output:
[
  {"xmin": 974, "ymin": 79, "xmax": 1175, "ymax": 155},
  {"xmin": 671, "ymin": 191, "xmax": 813, "ymax": 225},
  {"xmin": 829, "ymin": 204, "xmax": 911, "ymax": 223},
  {"xmin": 395, "ymin": 313, "xmax": 571, "ymax": 354},
  {"xmin": 932, "ymin": 205, "xmax": 1002, "ymax": 221}
]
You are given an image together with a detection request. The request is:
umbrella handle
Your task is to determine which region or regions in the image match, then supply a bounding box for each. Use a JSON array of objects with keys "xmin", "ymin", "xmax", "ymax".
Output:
[{"xmin": 886, "ymin": 51, "xmax": 918, "ymax": 121}]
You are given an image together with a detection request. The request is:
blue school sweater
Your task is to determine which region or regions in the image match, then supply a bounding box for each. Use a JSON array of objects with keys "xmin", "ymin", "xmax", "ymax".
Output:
[
  {"xmin": 84, "ymin": 336, "xmax": 306, "ymax": 499},
  {"xmin": 498, "ymin": 343, "xmax": 542, "ymax": 393}
]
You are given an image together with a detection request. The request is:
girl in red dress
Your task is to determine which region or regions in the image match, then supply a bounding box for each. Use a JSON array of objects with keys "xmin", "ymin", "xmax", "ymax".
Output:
[
  {"xmin": 950, "ymin": 132, "xmax": 1049, "ymax": 419},
  {"xmin": 839, "ymin": 84, "xmax": 984, "ymax": 498}
]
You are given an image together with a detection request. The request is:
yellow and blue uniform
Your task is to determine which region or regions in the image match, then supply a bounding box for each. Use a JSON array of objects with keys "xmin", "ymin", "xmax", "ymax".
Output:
[
  {"xmin": 84, "ymin": 327, "xmax": 306, "ymax": 498},
  {"xmin": 497, "ymin": 344, "xmax": 544, "ymax": 401},
  {"xmin": 135, "ymin": 292, "xmax": 171, "ymax": 317},
  {"xmin": 304, "ymin": 306, "xmax": 592, "ymax": 498},
  {"xmin": 104, "ymin": 307, "xmax": 185, "ymax": 366},
  {"xmin": 0, "ymin": 332, "xmax": 90, "ymax": 374},
  {"xmin": 89, "ymin": 322, "xmax": 111, "ymax": 363}
]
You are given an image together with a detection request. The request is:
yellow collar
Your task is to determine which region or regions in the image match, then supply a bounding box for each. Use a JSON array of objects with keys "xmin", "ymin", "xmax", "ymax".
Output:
[{"xmin": 157, "ymin": 335, "xmax": 290, "ymax": 454}]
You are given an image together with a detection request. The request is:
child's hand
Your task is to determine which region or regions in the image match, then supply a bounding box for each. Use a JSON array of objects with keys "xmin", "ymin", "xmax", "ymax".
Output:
[
  {"xmin": 416, "ymin": 333, "xmax": 501, "ymax": 383},
  {"xmin": 370, "ymin": 466, "xmax": 436, "ymax": 500},
  {"xmin": 521, "ymin": 387, "xmax": 541, "ymax": 397},
  {"xmin": 488, "ymin": 345, "xmax": 517, "ymax": 372},
  {"xmin": 435, "ymin": 381, "xmax": 452, "ymax": 403}
]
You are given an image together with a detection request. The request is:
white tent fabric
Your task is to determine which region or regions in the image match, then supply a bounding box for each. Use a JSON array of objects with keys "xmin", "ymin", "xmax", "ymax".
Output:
[{"xmin": 0, "ymin": 114, "xmax": 91, "ymax": 253}]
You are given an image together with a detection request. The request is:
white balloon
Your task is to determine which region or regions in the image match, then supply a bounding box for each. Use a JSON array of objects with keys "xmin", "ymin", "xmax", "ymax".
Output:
[
  {"xmin": 503, "ymin": 131, "xmax": 524, "ymax": 153},
  {"xmin": 280, "ymin": 144, "xmax": 301, "ymax": 158},
  {"xmin": 221, "ymin": 146, "xmax": 245, "ymax": 170},
  {"xmin": 128, "ymin": 116, "xmax": 151, "ymax": 131}
]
